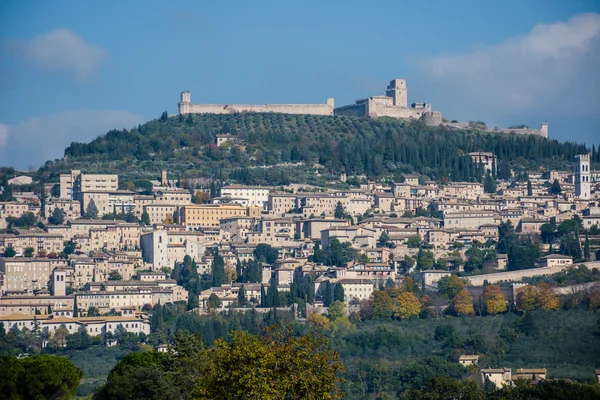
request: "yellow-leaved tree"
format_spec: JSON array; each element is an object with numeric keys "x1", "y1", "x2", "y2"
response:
[
  {"x1": 192, "y1": 329, "x2": 345, "y2": 400},
  {"x1": 482, "y1": 284, "x2": 507, "y2": 315},
  {"x1": 536, "y1": 283, "x2": 560, "y2": 310},
  {"x1": 393, "y1": 291, "x2": 422, "y2": 319},
  {"x1": 453, "y1": 288, "x2": 474, "y2": 316},
  {"x1": 516, "y1": 285, "x2": 538, "y2": 312}
]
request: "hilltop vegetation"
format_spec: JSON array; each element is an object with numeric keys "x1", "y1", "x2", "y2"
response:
[{"x1": 37, "y1": 113, "x2": 597, "y2": 185}]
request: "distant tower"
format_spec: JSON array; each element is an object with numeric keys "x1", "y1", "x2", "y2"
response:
[
  {"x1": 386, "y1": 79, "x2": 408, "y2": 108},
  {"x1": 161, "y1": 170, "x2": 168, "y2": 186},
  {"x1": 178, "y1": 91, "x2": 192, "y2": 114},
  {"x1": 574, "y1": 154, "x2": 591, "y2": 200},
  {"x1": 52, "y1": 269, "x2": 66, "y2": 297},
  {"x1": 540, "y1": 123, "x2": 549, "y2": 138}
]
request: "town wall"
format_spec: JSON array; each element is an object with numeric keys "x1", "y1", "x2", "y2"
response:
[{"x1": 467, "y1": 261, "x2": 600, "y2": 286}]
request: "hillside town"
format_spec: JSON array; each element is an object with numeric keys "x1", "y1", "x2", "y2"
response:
[{"x1": 1, "y1": 150, "x2": 599, "y2": 357}]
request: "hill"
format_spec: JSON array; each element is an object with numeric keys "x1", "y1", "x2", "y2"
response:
[{"x1": 37, "y1": 113, "x2": 596, "y2": 185}]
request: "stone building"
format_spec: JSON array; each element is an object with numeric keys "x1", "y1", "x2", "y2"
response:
[{"x1": 334, "y1": 79, "x2": 442, "y2": 124}]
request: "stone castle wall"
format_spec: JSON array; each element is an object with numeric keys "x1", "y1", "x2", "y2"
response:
[
  {"x1": 178, "y1": 92, "x2": 334, "y2": 116},
  {"x1": 467, "y1": 261, "x2": 599, "y2": 286}
]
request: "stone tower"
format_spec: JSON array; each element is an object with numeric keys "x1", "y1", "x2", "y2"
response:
[
  {"x1": 178, "y1": 91, "x2": 192, "y2": 114},
  {"x1": 52, "y1": 268, "x2": 66, "y2": 297},
  {"x1": 386, "y1": 79, "x2": 408, "y2": 108},
  {"x1": 574, "y1": 153, "x2": 591, "y2": 200}
]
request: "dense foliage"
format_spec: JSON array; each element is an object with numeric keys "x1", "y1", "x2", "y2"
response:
[
  {"x1": 37, "y1": 113, "x2": 598, "y2": 183},
  {"x1": 0, "y1": 354, "x2": 83, "y2": 399}
]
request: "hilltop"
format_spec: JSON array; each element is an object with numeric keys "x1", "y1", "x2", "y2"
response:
[{"x1": 37, "y1": 113, "x2": 594, "y2": 185}]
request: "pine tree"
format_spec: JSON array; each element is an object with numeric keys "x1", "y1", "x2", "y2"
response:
[
  {"x1": 527, "y1": 180, "x2": 533, "y2": 196},
  {"x1": 85, "y1": 199, "x2": 99, "y2": 219},
  {"x1": 237, "y1": 285, "x2": 247, "y2": 307},
  {"x1": 211, "y1": 252, "x2": 226, "y2": 287}
]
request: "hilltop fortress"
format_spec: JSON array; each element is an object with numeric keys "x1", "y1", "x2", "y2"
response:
[
  {"x1": 177, "y1": 79, "x2": 548, "y2": 138},
  {"x1": 334, "y1": 79, "x2": 443, "y2": 126}
]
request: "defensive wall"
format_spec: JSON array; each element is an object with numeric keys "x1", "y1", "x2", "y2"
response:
[
  {"x1": 178, "y1": 91, "x2": 334, "y2": 116},
  {"x1": 466, "y1": 261, "x2": 600, "y2": 286}
]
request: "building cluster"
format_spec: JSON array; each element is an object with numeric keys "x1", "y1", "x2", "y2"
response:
[{"x1": 0, "y1": 152, "x2": 599, "y2": 347}]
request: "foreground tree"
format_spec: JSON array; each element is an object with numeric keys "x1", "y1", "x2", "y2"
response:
[
  {"x1": 193, "y1": 329, "x2": 344, "y2": 399},
  {"x1": 0, "y1": 354, "x2": 83, "y2": 399},
  {"x1": 482, "y1": 284, "x2": 507, "y2": 315}
]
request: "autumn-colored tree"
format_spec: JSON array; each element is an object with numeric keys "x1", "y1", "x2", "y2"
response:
[
  {"x1": 482, "y1": 285, "x2": 507, "y2": 315},
  {"x1": 192, "y1": 329, "x2": 344, "y2": 399},
  {"x1": 371, "y1": 290, "x2": 394, "y2": 320},
  {"x1": 516, "y1": 285, "x2": 538, "y2": 313},
  {"x1": 438, "y1": 275, "x2": 464, "y2": 300},
  {"x1": 328, "y1": 301, "x2": 346, "y2": 321},
  {"x1": 589, "y1": 290, "x2": 600, "y2": 310},
  {"x1": 393, "y1": 291, "x2": 422, "y2": 319},
  {"x1": 164, "y1": 213, "x2": 174, "y2": 224},
  {"x1": 453, "y1": 289, "x2": 474, "y2": 316},
  {"x1": 224, "y1": 265, "x2": 237, "y2": 283},
  {"x1": 536, "y1": 283, "x2": 560, "y2": 311},
  {"x1": 307, "y1": 313, "x2": 331, "y2": 331}
]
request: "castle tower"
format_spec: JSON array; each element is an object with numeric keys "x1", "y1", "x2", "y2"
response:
[
  {"x1": 52, "y1": 269, "x2": 66, "y2": 297},
  {"x1": 161, "y1": 170, "x2": 168, "y2": 185},
  {"x1": 574, "y1": 153, "x2": 591, "y2": 200},
  {"x1": 540, "y1": 123, "x2": 549, "y2": 138},
  {"x1": 178, "y1": 91, "x2": 192, "y2": 114},
  {"x1": 386, "y1": 79, "x2": 407, "y2": 108}
]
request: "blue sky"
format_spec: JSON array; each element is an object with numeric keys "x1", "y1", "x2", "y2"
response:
[{"x1": 1, "y1": 0, "x2": 599, "y2": 169}]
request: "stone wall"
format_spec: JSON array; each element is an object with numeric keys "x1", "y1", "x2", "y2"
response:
[
  {"x1": 467, "y1": 261, "x2": 600, "y2": 286},
  {"x1": 178, "y1": 92, "x2": 334, "y2": 116},
  {"x1": 334, "y1": 102, "x2": 367, "y2": 117}
]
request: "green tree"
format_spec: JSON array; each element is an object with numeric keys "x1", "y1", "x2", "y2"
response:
[
  {"x1": 86, "y1": 199, "x2": 99, "y2": 219},
  {"x1": 484, "y1": 171, "x2": 497, "y2": 193},
  {"x1": 48, "y1": 207, "x2": 65, "y2": 225},
  {"x1": 0, "y1": 355, "x2": 83, "y2": 400},
  {"x1": 550, "y1": 178, "x2": 562, "y2": 195},
  {"x1": 108, "y1": 271, "x2": 123, "y2": 281},
  {"x1": 406, "y1": 235, "x2": 422, "y2": 248},
  {"x1": 207, "y1": 293, "x2": 221, "y2": 310},
  {"x1": 333, "y1": 282, "x2": 345, "y2": 302},
  {"x1": 237, "y1": 285, "x2": 247, "y2": 307},
  {"x1": 211, "y1": 252, "x2": 226, "y2": 287},
  {"x1": 527, "y1": 180, "x2": 533, "y2": 196},
  {"x1": 417, "y1": 249, "x2": 435, "y2": 270},
  {"x1": 253, "y1": 243, "x2": 278, "y2": 264},
  {"x1": 2, "y1": 247, "x2": 16, "y2": 257},
  {"x1": 334, "y1": 201, "x2": 346, "y2": 219},
  {"x1": 141, "y1": 211, "x2": 151, "y2": 225},
  {"x1": 24, "y1": 247, "x2": 34, "y2": 258},
  {"x1": 437, "y1": 275, "x2": 465, "y2": 299},
  {"x1": 372, "y1": 290, "x2": 394, "y2": 320}
]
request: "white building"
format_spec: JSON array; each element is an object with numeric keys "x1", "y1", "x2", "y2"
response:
[{"x1": 219, "y1": 185, "x2": 270, "y2": 210}]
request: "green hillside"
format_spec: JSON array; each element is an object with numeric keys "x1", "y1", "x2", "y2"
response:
[{"x1": 37, "y1": 113, "x2": 597, "y2": 185}]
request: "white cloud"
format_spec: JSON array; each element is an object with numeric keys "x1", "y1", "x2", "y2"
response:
[
  {"x1": 0, "y1": 110, "x2": 141, "y2": 169},
  {"x1": 414, "y1": 13, "x2": 600, "y2": 122},
  {"x1": 5, "y1": 29, "x2": 108, "y2": 81}
]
